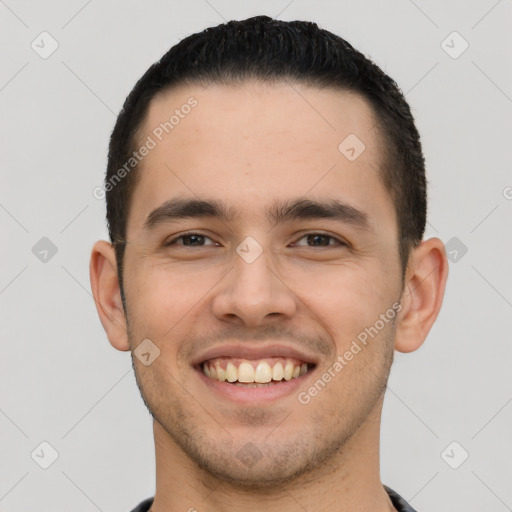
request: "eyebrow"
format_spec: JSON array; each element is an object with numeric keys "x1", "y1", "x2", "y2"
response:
[{"x1": 144, "y1": 197, "x2": 372, "y2": 232}]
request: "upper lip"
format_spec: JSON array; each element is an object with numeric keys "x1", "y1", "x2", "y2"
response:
[{"x1": 192, "y1": 343, "x2": 320, "y2": 367}]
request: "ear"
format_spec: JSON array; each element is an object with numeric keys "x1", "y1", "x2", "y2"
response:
[
  {"x1": 89, "y1": 240, "x2": 130, "y2": 351},
  {"x1": 394, "y1": 237, "x2": 449, "y2": 353}
]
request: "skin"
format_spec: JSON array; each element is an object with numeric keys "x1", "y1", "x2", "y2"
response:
[{"x1": 90, "y1": 81, "x2": 448, "y2": 512}]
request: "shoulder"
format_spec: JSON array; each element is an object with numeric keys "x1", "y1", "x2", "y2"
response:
[
  {"x1": 384, "y1": 485, "x2": 419, "y2": 512},
  {"x1": 129, "y1": 497, "x2": 154, "y2": 512}
]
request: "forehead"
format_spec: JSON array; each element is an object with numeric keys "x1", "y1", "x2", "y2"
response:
[
  {"x1": 128, "y1": 81, "x2": 395, "y2": 236},
  {"x1": 143, "y1": 80, "x2": 380, "y2": 156}
]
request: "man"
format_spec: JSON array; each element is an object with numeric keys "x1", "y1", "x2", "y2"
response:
[{"x1": 90, "y1": 15, "x2": 448, "y2": 512}]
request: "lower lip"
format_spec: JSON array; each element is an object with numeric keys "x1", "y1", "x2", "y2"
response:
[{"x1": 195, "y1": 366, "x2": 315, "y2": 404}]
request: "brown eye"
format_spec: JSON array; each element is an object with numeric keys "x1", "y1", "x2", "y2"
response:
[
  {"x1": 292, "y1": 233, "x2": 346, "y2": 247},
  {"x1": 165, "y1": 233, "x2": 216, "y2": 247}
]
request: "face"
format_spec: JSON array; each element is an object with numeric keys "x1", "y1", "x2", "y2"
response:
[{"x1": 122, "y1": 81, "x2": 404, "y2": 486}]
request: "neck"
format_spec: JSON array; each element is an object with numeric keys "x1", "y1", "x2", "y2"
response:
[{"x1": 149, "y1": 396, "x2": 396, "y2": 512}]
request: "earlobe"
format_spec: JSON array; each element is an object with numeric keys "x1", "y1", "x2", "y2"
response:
[
  {"x1": 394, "y1": 237, "x2": 449, "y2": 353},
  {"x1": 89, "y1": 240, "x2": 130, "y2": 351}
]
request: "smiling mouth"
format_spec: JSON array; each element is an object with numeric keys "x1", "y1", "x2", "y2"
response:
[{"x1": 198, "y1": 357, "x2": 315, "y2": 387}]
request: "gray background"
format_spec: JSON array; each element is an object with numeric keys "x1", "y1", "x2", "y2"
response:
[{"x1": 1, "y1": 0, "x2": 511, "y2": 510}]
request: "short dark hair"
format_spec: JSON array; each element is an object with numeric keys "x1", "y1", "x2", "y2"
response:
[{"x1": 105, "y1": 15, "x2": 426, "y2": 305}]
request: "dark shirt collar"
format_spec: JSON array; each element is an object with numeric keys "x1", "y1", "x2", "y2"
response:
[{"x1": 130, "y1": 485, "x2": 418, "y2": 512}]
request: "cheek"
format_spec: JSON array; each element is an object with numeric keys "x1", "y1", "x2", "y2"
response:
[
  {"x1": 125, "y1": 259, "x2": 224, "y2": 340},
  {"x1": 288, "y1": 261, "x2": 395, "y2": 339}
]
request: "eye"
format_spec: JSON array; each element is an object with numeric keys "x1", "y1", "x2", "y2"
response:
[
  {"x1": 164, "y1": 232, "x2": 217, "y2": 247},
  {"x1": 292, "y1": 233, "x2": 347, "y2": 248},
  {"x1": 163, "y1": 232, "x2": 347, "y2": 249}
]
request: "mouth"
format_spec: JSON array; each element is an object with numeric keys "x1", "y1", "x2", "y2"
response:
[{"x1": 194, "y1": 356, "x2": 317, "y2": 403}]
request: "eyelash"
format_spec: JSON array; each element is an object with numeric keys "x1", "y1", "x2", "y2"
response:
[{"x1": 164, "y1": 232, "x2": 347, "y2": 248}]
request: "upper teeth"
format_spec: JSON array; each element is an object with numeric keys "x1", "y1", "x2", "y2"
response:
[{"x1": 202, "y1": 358, "x2": 309, "y2": 383}]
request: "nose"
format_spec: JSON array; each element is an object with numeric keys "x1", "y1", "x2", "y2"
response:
[{"x1": 211, "y1": 239, "x2": 297, "y2": 327}]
